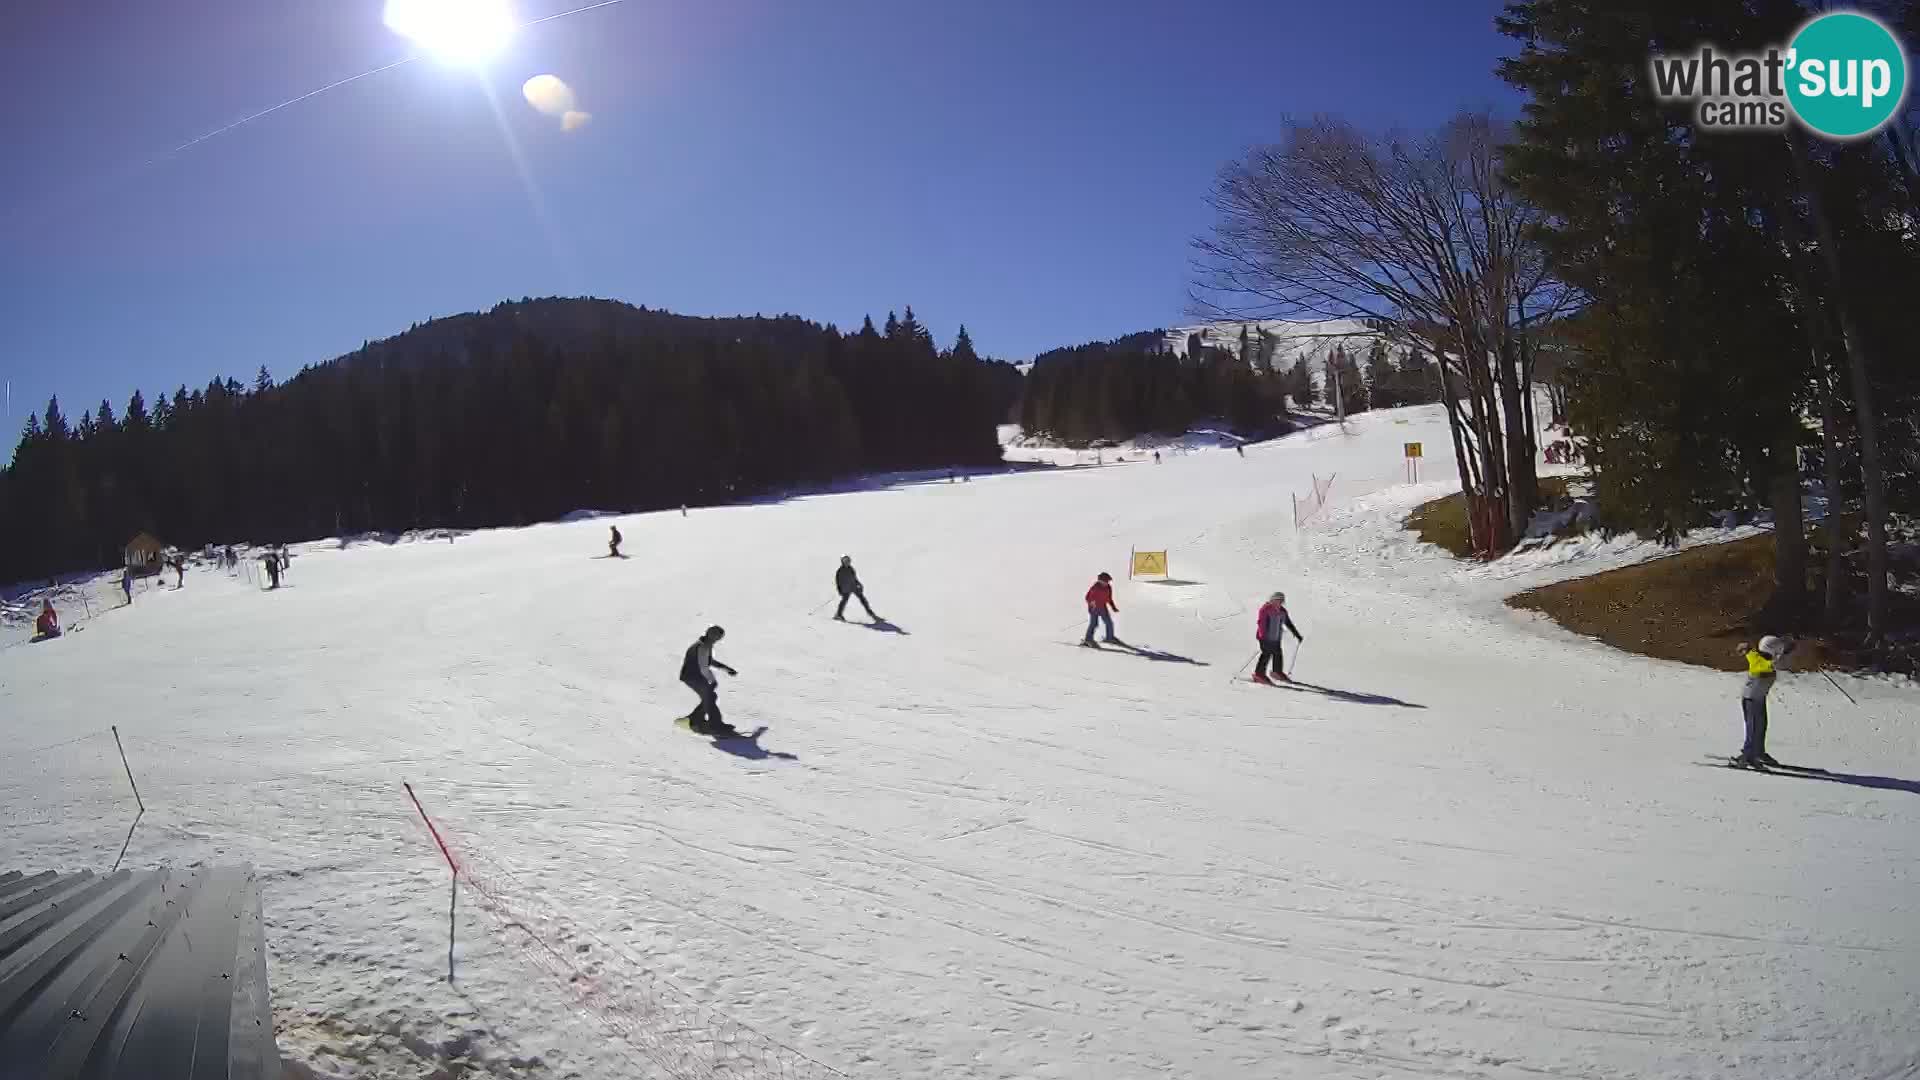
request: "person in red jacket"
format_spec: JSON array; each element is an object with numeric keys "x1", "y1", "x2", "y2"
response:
[
  {"x1": 1251, "y1": 591, "x2": 1303, "y2": 683},
  {"x1": 1082, "y1": 572, "x2": 1118, "y2": 646},
  {"x1": 34, "y1": 599, "x2": 61, "y2": 640}
]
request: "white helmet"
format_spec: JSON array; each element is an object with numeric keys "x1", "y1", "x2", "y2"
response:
[{"x1": 1758, "y1": 635, "x2": 1786, "y2": 659}]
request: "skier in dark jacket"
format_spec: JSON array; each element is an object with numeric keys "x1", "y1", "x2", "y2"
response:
[
  {"x1": 608, "y1": 525, "x2": 623, "y2": 558},
  {"x1": 834, "y1": 556, "x2": 879, "y2": 621},
  {"x1": 1251, "y1": 591, "x2": 1304, "y2": 684},
  {"x1": 263, "y1": 551, "x2": 282, "y2": 589},
  {"x1": 679, "y1": 625, "x2": 739, "y2": 737}
]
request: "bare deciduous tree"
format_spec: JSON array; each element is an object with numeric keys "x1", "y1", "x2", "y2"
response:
[{"x1": 1192, "y1": 112, "x2": 1572, "y2": 552}]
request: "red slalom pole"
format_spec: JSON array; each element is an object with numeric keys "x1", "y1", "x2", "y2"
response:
[{"x1": 404, "y1": 782, "x2": 459, "y2": 981}]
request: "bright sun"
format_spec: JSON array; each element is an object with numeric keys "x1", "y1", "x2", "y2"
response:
[{"x1": 384, "y1": 0, "x2": 515, "y2": 65}]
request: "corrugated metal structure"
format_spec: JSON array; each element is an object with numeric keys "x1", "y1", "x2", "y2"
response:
[{"x1": 0, "y1": 865, "x2": 279, "y2": 1080}]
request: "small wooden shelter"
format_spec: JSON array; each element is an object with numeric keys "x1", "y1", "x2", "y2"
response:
[{"x1": 125, "y1": 532, "x2": 165, "y2": 576}]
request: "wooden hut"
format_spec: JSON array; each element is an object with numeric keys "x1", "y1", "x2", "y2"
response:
[{"x1": 125, "y1": 532, "x2": 165, "y2": 576}]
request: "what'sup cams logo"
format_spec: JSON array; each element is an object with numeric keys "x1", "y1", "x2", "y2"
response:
[{"x1": 1650, "y1": 11, "x2": 1909, "y2": 138}]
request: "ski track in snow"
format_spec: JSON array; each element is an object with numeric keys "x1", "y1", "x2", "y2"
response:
[{"x1": 5, "y1": 404, "x2": 1919, "y2": 1079}]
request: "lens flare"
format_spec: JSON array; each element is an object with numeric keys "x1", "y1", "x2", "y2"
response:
[{"x1": 383, "y1": 0, "x2": 515, "y2": 65}]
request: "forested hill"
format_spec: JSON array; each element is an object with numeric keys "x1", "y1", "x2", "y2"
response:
[
  {"x1": 341, "y1": 297, "x2": 830, "y2": 371},
  {"x1": 1, "y1": 298, "x2": 1022, "y2": 581}
]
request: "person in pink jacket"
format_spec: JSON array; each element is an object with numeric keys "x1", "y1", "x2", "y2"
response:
[{"x1": 1252, "y1": 591, "x2": 1303, "y2": 684}]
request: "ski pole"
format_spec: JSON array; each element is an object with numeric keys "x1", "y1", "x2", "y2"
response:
[
  {"x1": 1822, "y1": 670, "x2": 1858, "y2": 707},
  {"x1": 1229, "y1": 651, "x2": 1257, "y2": 683},
  {"x1": 1287, "y1": 637, "x2": 1305, "y2": 679}
]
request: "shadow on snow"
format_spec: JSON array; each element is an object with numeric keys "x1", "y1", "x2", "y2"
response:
[
  {"x1": 709, "y1": 727, "x2": 799, "y2": 762},
  {"x1": 1283, "y1": 681, "x2": 1426, "y2": 709}
]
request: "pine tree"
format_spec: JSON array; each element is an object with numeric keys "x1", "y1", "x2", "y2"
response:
[
  {"x1": 883, "y1": 311, "x2": 900, "y2": 340},
  {"x1": 125, "y1": 390, "x2": 148, "y2": 429},
  {"x1": 1237, "y1": 324, "x2": 1252, "y2": 367},
  {"x1": 1364, "y1": 340, "x2": 1398, "y2": 409},
  {"x1": 1287, "y1": 357, "x2": 1317, "y2": 407},
  {"x1": 43, "y1": 397, "x2": 68, "y2": 440},
  {"x1": 1498, "y1": 0, "x2": 1819, "y2": 613},
  {"x1": 951, "y1": 324, "x2": 980, "y2": 363},
  {"x1": 254, "y1": 366, "x2": 273, "y2": 394},
  {"x1": 859, "y1": 315, "x2": 879, "y2": 339}
]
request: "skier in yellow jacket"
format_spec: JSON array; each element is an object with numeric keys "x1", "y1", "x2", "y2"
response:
[{"x1": 1733, "y1": 635, "x2": 1792, "y2": 768}]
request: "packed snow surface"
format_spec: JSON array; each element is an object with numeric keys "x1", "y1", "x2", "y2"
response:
[{"x1": 5, "y1": 404, "x2": 1917, "y2": 1079}]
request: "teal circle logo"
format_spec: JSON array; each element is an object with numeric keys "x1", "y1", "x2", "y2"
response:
[{"x1": 1786, "y1": 12, "x2": 1908, "y2": 138}]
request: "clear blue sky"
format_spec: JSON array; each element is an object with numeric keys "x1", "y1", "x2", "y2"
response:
[{"x1": 0, "y1": 0, "x2": 1518, "y2": 437}]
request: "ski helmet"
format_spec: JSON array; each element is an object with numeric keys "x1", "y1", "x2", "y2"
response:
[
  {"x1": 1758, "y1": 635, "x2": 1786, "y2": 659},
  {"x1": 841, "y1": 555, "x2": 852, "y2": 565},
  {"x1": 1270, "y1": 591, "x2": 1286, "y2": 603},
  {"x1": 706, "y1": 625, "x2": 726, "y2": 641},
  {"x1": 1097, "y1": 572, "x2": 1112, "y2": 582}
]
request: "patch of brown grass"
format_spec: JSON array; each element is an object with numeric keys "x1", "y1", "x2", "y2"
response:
[
  {"x1": 1406, "y1": 478, "x2": 1572, "y2": 559},
  {"x1": 1508, "y1": 535, "x2": 1846, "y2": 671}
]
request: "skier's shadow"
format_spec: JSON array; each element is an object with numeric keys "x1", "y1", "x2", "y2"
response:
[
  {"x1": 711, "y1": 727, "x2": 799, "y2": 762},
  {"x1": 1287, "y1": 681, "x2": 1425, "y2": 709},
  {"x1": 593, "y1": 553, "x2": 631, "y2": 560},
  {"x1": 861, "y1": 619, "x2": 909, "y2": 635},
  {"x1": 1107, "y1": 642, "x2": 1209, "y2": 666},
  {"x1": 1734, "y1": 765, "x2": 1920, "y2": 795}
]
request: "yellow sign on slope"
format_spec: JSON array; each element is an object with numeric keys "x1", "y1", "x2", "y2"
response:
[
  {"x1": 1404, "y1": 442, "x2": 1423, "y2": 459},
  {"x1": 1130, "y1": 550, "x2": 1168, "y2": 578}
]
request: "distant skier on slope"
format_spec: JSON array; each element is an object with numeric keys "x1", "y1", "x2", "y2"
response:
[
  {"x1": 262, "y1": 551, "x2": 282, "y2": 590},
  {"x1": 1082, "y1": 572, "x2": 1118, "y2": 646},
  {"x1": 679, "y1": 625, "x2": 740, "y2": 737},
  {"x1": 608, "y1": 525, "x2": 623, "y2": 558},
  {"x1": 1251, "y1": 591, "x2": 1304, "y2": 684},
  {"x1": 1732, "y1": 636, "x2": 1793, "y2": 768},
  {"x1": 33, "y1": 599, "x2": 60, "y2": 640},
  {"x1": 834, "y1": 556, "x2": 879, "y2": 622},
  {"x1": 120, "y1": 569, "x2": 133, "y2": 605}
]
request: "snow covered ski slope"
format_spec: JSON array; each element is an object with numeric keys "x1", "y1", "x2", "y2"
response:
[{"x1": 5, "y1": 405, "x2": 1917, "y2": 1079}]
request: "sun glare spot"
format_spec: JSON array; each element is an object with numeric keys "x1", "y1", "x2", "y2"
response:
[{"x1": 384, "y1": 0, "x2": 514, "y2": 65}]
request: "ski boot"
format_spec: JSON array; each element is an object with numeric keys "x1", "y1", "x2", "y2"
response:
[{"x1": 1250, "y1": 673, "x2": 1272, "y2": 685}]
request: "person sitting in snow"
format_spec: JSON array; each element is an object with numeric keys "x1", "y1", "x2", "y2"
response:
[
  {"x1": 1734, "y1": 635, "x2": 1793, "y2": 768},
  {"x1": 834, "y1": 556, "x2": 879, "y2": 622},
  {"x1": 1082, "y1": 572, "x2": 1118, "y2": 646},
  {"x1": 1251, "y1": 591, "x2": 1304, "y2": 684},
  {"x1": 679, "y1": 625, "x2": 740, "y2": 737},
  {"x1": 33, "y1": 599, "x2": 60, "y2": 640}
]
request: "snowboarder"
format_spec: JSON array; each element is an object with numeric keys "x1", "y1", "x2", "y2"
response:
[
  {"x1": 679, "y1": 625, "x2": 739, "y2": 737},
  {"x1": 120, "y1": 569, "x2": 132, "y2": 605},
  {"x1": 608, "y1": 525, "x2": 623, "y2": 558},
  {"x1": 1153, "y1": 451, "x2": 1162, "y2": 464},
  {"x1": 1083, "y1": 572, "x2": 1118, "y2": 646},
  {"x1": 1734, "y1": 636, "x2": 1792, "y2": 768},
  {"x1": 33, "y1": 599, "x2": 60, "y2": 640},
  {"x1": 834, "y1": 556, "x2": 879, "y2": 621},
  {"x1": 262, "y1": 551, "x2": 282, "y2": 590},
  {"x1": 1251, "y1": 591, "x2": 1304, "y2": 684}
]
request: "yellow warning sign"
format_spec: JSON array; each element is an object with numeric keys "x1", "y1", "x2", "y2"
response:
[
  {"x1": 1130, "y1": 550, "x2": 1168, "y2": 578},
  {"x1": 1404, "y1": 442, "x2": 1423, "y2": 459}
]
